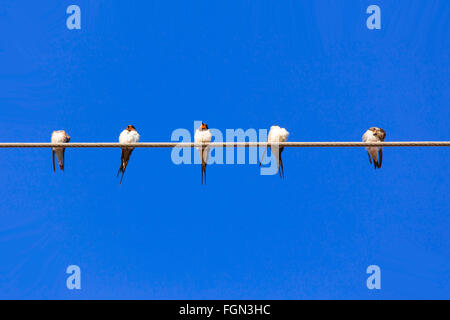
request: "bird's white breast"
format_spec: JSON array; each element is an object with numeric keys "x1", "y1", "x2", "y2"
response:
[
  {"x1": 51, "y1": 131, "x2": 67, "y2": 143},
  {"x1": 119, "y1": 130, "x2": 140, "y2": 144},
  {"x1": 194, "y1": 129, "x2": 212, "y2": 143},
  {"x1": 268, "y1": 126, "x2": 289, "y2": 143},
  {"x1": 362, "y1": 130, "x2": 381, "y2": 152},
  {"x1": 362, "y1": 130, "x2": 380, "y2": 142}
]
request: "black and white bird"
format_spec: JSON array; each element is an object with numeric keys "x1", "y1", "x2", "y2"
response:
[
  {"x1": 259, "y1": 125, "x2": 289, "y2": 178},
  {"x1": 51, "y1": 130, "x2": 70, "y2": 172},
  {"x1": 117, "y1": 125, "x2": 140, "y2": 184},
  {"x1": 194, "y1": 123, "x2": 212, "y2": 184},
  {"x1": 362, "y1": 127, "x2": 386, "y2": 169}
]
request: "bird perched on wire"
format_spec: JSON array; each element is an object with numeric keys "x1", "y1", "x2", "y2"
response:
[
  {"x1": 362, "y1": 127, "x2": 386, "y2": 169},
  {"x1": 194, "y1": 122, "x2": 212, "y2": 184},
  {"x1": 117, "y1": 125, "x2": 140, "y2": 184},
  {"x1": 51, "y1": 130, "x2": 70, "y2": 172},
  {"x1": 259, "y1": 125, "x2": 289, "y2": 178}
]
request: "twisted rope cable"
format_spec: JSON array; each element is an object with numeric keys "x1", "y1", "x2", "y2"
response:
[{"x1": 0, "y1": 141, "x2": 449, "y2": 148}]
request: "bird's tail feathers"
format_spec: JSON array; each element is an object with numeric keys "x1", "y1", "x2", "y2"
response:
[
  {"x1": 369, "y1": 148, "x2": 379, "y2": 170},
  {"x1": 201, "y1": 163, "x2": 205, "y2": 184},
  {"x1": 52, "y1": 150, "x2": 56, "y2": 172},
  {"x1": 118, "y1": 148, "x2": 133, "y2": 184},
  {"x1": 259, "y1": 146, "x2": 268, "y2": 167},
  {"x1": 58, "y1": 149, "x2": 65, "y2": 171},
  {"x1": 119, "y1": 167, "x2": 126, "y2": 184},
  {"x1": 279, "y1": 151, "x2": 285, "y2": 178},
  {"x1": 378, "y1": 149, "x2": 383, "y2": 169}
]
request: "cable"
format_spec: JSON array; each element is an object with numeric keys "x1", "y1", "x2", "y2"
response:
[{"x1": 0, "y1": 141, "x2": 449, "y2": 148}]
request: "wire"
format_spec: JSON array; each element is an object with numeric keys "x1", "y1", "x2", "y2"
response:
[{"x1": 0, "y1": 141, "x2": 449, "y2": 148}]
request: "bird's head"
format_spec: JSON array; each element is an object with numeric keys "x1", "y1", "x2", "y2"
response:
[
  {"x1": 368, "y1": 127, "x2": 378, "y2": 136},
  {"x1": 126, "y1": 125, "x2": 136, "y2": 132},
  {"x1": 369, "y1": 127, "x2": 386, "y2": 140},
  {"x1": 376, "y1": 128, "x2": 386, "y2": 140},
  {"x1": 200, "y1": 123, "x2": 208, "y2": 131}
]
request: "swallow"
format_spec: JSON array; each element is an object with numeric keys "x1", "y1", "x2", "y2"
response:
[
  {"x1": 51, "y1": 130, "x2": 70, "y2": 172},
  {"x1": 259, "y1": 125, "x2": 289, "y2": 178},
  {"x1": 117, "y1": 125, "x2": 140, "y2": 184},
  {"x1": 362, "y1": 127, "x2": 386, "y2": 169},
  {"x1": 194, "y1": 123, "x2": 212, "y2": 184}
]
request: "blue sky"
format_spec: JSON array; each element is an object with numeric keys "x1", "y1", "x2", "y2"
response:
[{"x1": 0, "y1": 1, "x2": 449, "y2": 299}]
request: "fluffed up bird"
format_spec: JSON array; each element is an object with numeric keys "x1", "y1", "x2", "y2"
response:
[
  {"x1": 194, "y1": 122, "x2": 212, "y2": 184},
  {"x1": 362, "y1": 127, "x2": 386, "y2": 169},
  {"x1": 51, "y1": 130, "x2": 70, "y2": 172},
  {"x1": 117, "y1": 125, "x2": 140, "y2": 184},
  {"x1": 259, "y1": 125, "x2": 289, "y2": 178}
]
